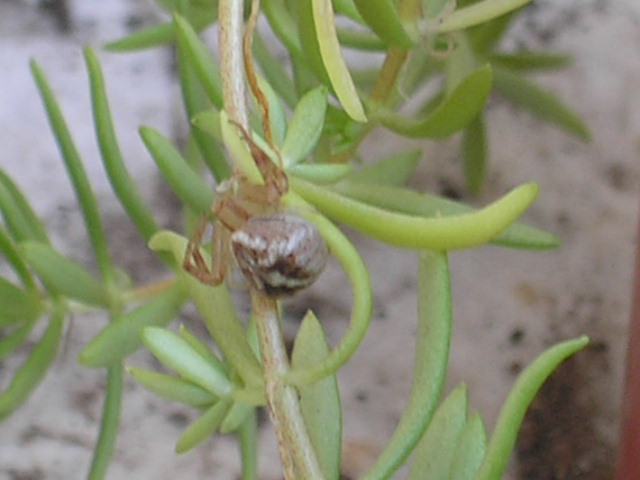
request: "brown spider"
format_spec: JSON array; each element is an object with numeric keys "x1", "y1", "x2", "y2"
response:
[{"x1": 182, "y1": 125, "x2": 328, "y2": 297}]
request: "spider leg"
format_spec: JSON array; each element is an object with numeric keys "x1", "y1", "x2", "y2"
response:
[{"x1": 183, "y1": 215, "x2": 224, "y2": 286}]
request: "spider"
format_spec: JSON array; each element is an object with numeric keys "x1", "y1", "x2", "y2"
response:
[{"x1": 182, "y1": 124, "x2": 328, "y2": 297}]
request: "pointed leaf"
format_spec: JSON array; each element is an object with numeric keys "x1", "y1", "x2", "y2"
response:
[
  {"x1": 291, "y1": 310, "x2": 342, "y2": 480},
  {"x1": 438, "y1": 0, "x2": 534, "y2": 33},
  {"x1": 475, "y1": 336, "x2": 589, "y2": 480},
  {"x1": 353, "y1": 0, "x2": 414, "y2": 49},
  {"x1": 142, "y1": 326, "x2": 232, "y2": 397},
  {"x1": 19, "y1": 242, "x2": 110, "y2": 307},
  {"x1": 79, "y1": 284, "x2": 188, "y2": 367},
  {"x1": 379, "y1": 65, "x2": 492, "y2": 138},
  {"x1": 493, "y1": 66, "x2": 591, "y2": 141},
  {"x1": 176, "y1": 400, "x2": 232, "y2": 453},
  {"x1": 0, "y1": 170, "x2": 49, "y2": 244},
  {"x1": 345, "y1": 149, "x2": 421, "y2": 186},
  {"x1": 312, "y1": 0, "x2": 367, "y2": 122},
  {"x1": 489, "y1": 51, "x2": 573, "y2": 72},
  {"x1": 408, "y1": 385, "x2": 469, "y2": 480},
  {"x1": 289, "y1": 164, "x2": 353, "y2": 185},
  {"x1": 450, "y1": 413, "x2": 487, "y2": 480},
  {"x1": 0, "y1": 279, "x2": 43, "y2": 328},
  {"x1": 128, "y1": 367, "x2": 217, "y2": 407},
  {"x1": 282, "y1": 86, "x2": 328, "y2": 167}
]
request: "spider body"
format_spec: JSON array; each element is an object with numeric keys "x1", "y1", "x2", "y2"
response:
[
  {"x1": 231, "y1": 214, "x2": 328, "y2": 297},
  {"x1": 183, "y1": 124, "x2": 328, "y2": 297}
]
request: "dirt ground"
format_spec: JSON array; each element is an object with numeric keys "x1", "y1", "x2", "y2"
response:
[{"x1": 1, "y1": 1, "x2": 639, "y2": 479}]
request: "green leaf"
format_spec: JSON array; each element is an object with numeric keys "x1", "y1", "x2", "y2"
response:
[
  {"x1": 438, "y1": 0, "x2": 534, "y2": 33},
  {"x1": 290, "y1": 177, "x2": 539, "y2": 251},
  {"x1": 488, "y1": 51, "x2": 573, "y2": 72},
  {"x1": 31, "y1": 60, "x2": 115, "y2": 284},
  {"x1": 408, "y1": 385, "x2": 469, "y2": 480},
  {"x1": 289, "y1": 164, "x2": 354, "y2": 184},
  {"x1": 334, "y1": 182, "x2": 560, "y2": 249},
  {"x1": 291, "y1": 311, "x2": 342, "y2": 480},
  {"x1": 0, "y1": 228, "x2": 36, "y2": 291},
  {"x1": 337, "y1": 28, "x2": 387, "y2": 51},
  {"x1": 263, "y1": 0, "x2": 304, "y2": 61},
  {"x1": 475, "y1": 336, "x2": 589, "y2": 480},
  {"x1": 333, "y1": 0, "x2": 365, "y2": 22},
  {"x1": 176, "y1": 399, "x2": 232, "y2": 453},
  {"x1": 142, "y1": 326, "x2": 232, "y2": 397},
  {"x1": 0, "y1": 170, "x2": 49, "y2": 244},
  {"x1": 253, "y1": 33, "x2": 298, "y2": 107},
  {"x1": 219, "y1": 402, "x2": 255, "y2": 434},
  {"x1": 345, "y1": 149, "x2": 421, "y2": 186},
  {"x1": 450, "y1": 413, "x2": 487, "y2": 480},
  {"x1": 282, "y1": 86, "x2": 328, "y2": 167},
  {"x1": 106, "y1": 9, "x2": 216, "y2": 52},
  {"x1": 174, "y1": 13, "x2": 224, "y2": 109},
  {"x1": 139, "y1": 126, "x2": 214, "y2": 214},
  {"x1": 0, "y1": 279, "x2": 43, "y2": 328},
  {"x1": 149, "y1": 231, "x2": 263, "y2": 388},
  {"x1": 127, "y1": 367, "x2": 216, "y2": 407},
  {"x1": 20, "y1": 242, "x2": 110, "y2": 307},
  {"x1": 493, "y1": 66, "x2": 591, "y2": 141},
  {"x1": 79, "y1": 284, "x2": 188, "y2": 367},
  {"x1": 0, "y1": 305, "x2": 64, "y2": 419},
  {"x1": 360, "y1": 251, "x2": 452, "y2": 480},
  {"x1": 0, "y1": 317, "x2": 37, "y2": 360},
  {"x1": 178, "y1": 324, "x2": 226, "y2": 372},
  {"x1": 353, "y1": 0, "x2": 414, "y2": 49},
  {"x1": 84, "y1": 48, "x2": 160, "y2": 243},
  {"x1": 379, "y1": 65, "x2": 493, "y2": 138},
  {"x1": 462, "y1": 115, "x2": 488, "y2": 195},
  {"x1": 312, "y1": 0, "x2": 367, "y2": 122}
]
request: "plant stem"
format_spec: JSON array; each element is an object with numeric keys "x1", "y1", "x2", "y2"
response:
[
  {"x1": 251, "y1": 292, "x2": 326, "y2": 480},
  {"x1": 219, "y1": 0, "x2": 249, "y2": 128}
]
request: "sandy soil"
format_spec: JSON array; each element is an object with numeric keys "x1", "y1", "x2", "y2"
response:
[{"x1": 1, "y1": 0, "x2": 639, "y2": 479}]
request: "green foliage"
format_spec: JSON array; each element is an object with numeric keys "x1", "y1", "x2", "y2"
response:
[{"x1": 0, "y1": 1, "x2": 592, "y2": 479}]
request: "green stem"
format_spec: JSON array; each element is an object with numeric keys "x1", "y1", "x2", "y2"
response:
[
  {"x1": 239, "y1": 406, "x2": 259, "y2": 480},
  {"x1": 251, "y1": 292, "x2": 326, "y2": 480},
  {"x1": 87, "y1": 364, "x2": 124, "y2": 480}
]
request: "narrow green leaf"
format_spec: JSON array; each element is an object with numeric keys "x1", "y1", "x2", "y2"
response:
[
  {"x1": 292, "y1": 310, "x2": 342, "y2": 480},
  {"x1": 282, "y1": 86, "x2": 328, "y2": 167},
  {"x1": 0, "y1": 305, "x2": 64, "y2": 419},
  {"x1": 263, "y1": 0, "x2": 304, "y2": 61},
  {"x1": 86, "y1": 365, "x2": 123, "y2": 480},
  {"x1": 0, "y1": 170, "x2": 49, "y2": 244},
  {"x1": 142, "y1": 326, "x2": 232, "y2": 397},
  {"x1": 493, "y1": 66, "x2": 591, "y2": 141},
  {"x1": 345, "y1": 149, "x2": 421, "y2": 186},
  {"x1": 290, "y1": 177, "x2": 538, "y2": 251},
  {"x1": 106, "y1": 10, "x2": 215, "y2": 52},
  {"x1": 361, "y1": 251, "x2": 452, "y2": 480},
  {"x1": 149, "y1": 231, "x2": 263, "y2": 388},
  {"x1": 79, "y1": 284, "x2": 188, "y2": 367},
  {"x1": 0, "y1": 228, "x2": 36, "y2": 291},
  {"x1": 219, "y1": 402, "x2": 254, "y2": 434},
  {"x1": 174, "y1": 13, "x2": 224, "y2": 109},
  {"x1": 175, "y1": 28, "x2": 231, "y2": 182},
  {"x1": 334, "y1": 182, "x2": 560, "y2": 249},
  {"x1": 489, "y1": 51, "x2": 573, "y2": 72},
  {"x1": 176, "y1": 400, "x2": 232, "y2": 453},
  {"x1": 139, "y1": 126, "x2": 214, "y2": 214},
  {"x1": 462, "y1": 115, "x2": 488, "y2": 195},
  {"x1": 178, "y1": 324, "x2": 226, "y2": 372},
  {"x1": 31, "y1": 60, "x2": 115, "y2": 284},
  {"x1": 475, "y1": 336, "x2": 589, "y2": 480},
  {"x1": 312, "y1": 0, "x2": 367, "y2": 122},
  {"x1": 336, "y1": 28, "x2": 387, "y2": 51},
  {"x1": 408, "y1": 385, "x2": 469, "y2": 480},
  {"x1": 253, "y1": 33, "x2": 298, "y2": 108},
  {"x1": 84, "y1": 48, "x2": 160, "y2": 242},
  {"x1": 289, "y1": 164, "x2": 354, "y2": 185},
  {"x1": 379, "y1": 65, "x2": 492, "y2": 138},
  {"x1": 450, "y1": 413, "x2": 487, "y2": 480},
  {"x1": 333, "y1": 0, "x2": 365, "y2": 23},
  {"x1": 0, "y1": 317, "x2": 37, "y2": 360},
  {"x1": 353, "y1": 0, "x2": 414, "y2": 49},
  {"x1": 0, "y1": 279, "x2": 43, "y2": 328},
  {"x1": 128, "y1": 367, "x2": 217, "y2": 407},
  {"x1": 438, "y1": 0, "x2": 534, "y2": 33},
  {"x1": 20, "y1": 242, "x2": 110, "y2": 307}
]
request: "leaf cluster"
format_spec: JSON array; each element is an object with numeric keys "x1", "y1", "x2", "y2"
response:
[{"x1": 0, "y1": 1, "x2": 590, "y2": 479}]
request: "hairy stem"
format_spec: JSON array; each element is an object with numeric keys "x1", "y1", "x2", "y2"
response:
[
  {"x1": 251, "y1": 292, "x2": 326, "y2": 480},
  {"x1": 219, "y1": 0, "x2": 248, "y2": 128}
]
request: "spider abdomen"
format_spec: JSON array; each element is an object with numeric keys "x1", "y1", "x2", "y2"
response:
[{"x1": 230, "y1": 214, "x2": 328, "y2": 297}]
